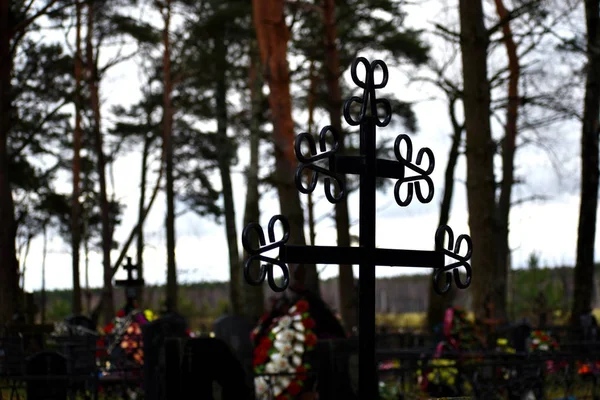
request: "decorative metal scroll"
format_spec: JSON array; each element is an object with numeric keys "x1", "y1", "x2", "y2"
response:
[
  {"x1": 343, "y1": 57, "x2": 392, "y2": 127},
  {"x1": 294, "y1": 126, "x2": 345, "y2": 203},
  {"x1": 242, "y1": 215, "x2": 290, "y2": 292}
]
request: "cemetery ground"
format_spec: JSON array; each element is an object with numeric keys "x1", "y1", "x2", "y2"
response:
[{"x1": 3, "y1": 301, "x2": 600, "y2": 400}]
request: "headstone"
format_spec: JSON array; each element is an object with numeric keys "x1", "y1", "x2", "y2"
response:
[
  {"x1": 315, "y1": 338, "x2": 359, "y2": 400},
  {"x1": 212, "y1": 315, "x2": 254, "y2": 374},
  {"x1": 114, "y1": 257, "x2": 144, "y2": 314},
  {"x1": 511, "y1": 320, "x2": 532, "y2": 353},
  {"x1": 0, "y1": 336, "x2": 25, "y2": 377},
  {"x1": 142, "y1": 312, "x2": 188, "y2": 400},
  {"x1": 534, "y1": 291, "x2": 549, "y2": 328},
  {"x1": 179, "y1": 337, "x2": 253, "y2": 400},
  {"x1": 26, "y1": 351, "x2": 68, "y2": 400},
  {"x1": 64, "y1": 315, "x2": 96, "y2": 335}
]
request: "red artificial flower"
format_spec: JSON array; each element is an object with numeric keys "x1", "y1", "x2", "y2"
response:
[
  {"x1": 302, "y1": 317, "x2": 316, "y2": 330},
  {"x1": 259, "y1": 337, "x2": 273, "y2": 350},
  {"x1": 296, "y1": 365, "x2": 307, "y2": 380},
  {"x1": 116, "y1": 309, "x2": 126, "y2": 318},
  {"x1": 295, "y1": 300, "x2": 309, "y2": 313},
  {"x1": 305, "y1": 332, "x2": 317, "y2": 347},
  {"x1": 104, "y1": 322, "x2": 115, "y2": 334},
  {"x1": 288, "y1": 381, "x2": 302, "y2": 396},
  {"x1": 253, "y1": 350, "x2": 268, "y2": 366},
  {"x1": 96, "y1": 338, "x2": 107, "y2": 358}
]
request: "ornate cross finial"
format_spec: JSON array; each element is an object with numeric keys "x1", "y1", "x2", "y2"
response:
[{"x1": 343, "y1": 57, "x2": 392, "y2": 127}]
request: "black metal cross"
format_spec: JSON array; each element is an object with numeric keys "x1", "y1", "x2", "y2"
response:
[
  {"x1": 241, "y1": 57, "x2": 473, "y2": 399},
  {"x1": 115, "y1": 256, "x2": 144, "y2": 313}
]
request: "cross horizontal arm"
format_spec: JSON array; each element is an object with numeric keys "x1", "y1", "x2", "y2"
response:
[
  {"x1": 332, "y1": 156, "x2": 404, "y2": 180},
  {"x1": 281, "y1": 245, "x2": 443, "y2": 268},
  {"x1": 115, "y1": 279, "x2": 145, "y2": 287}
]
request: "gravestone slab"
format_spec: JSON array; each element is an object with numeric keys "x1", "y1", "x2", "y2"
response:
[
  {"x1": 213, "y1": 315, "x2": 254, "y2": 393},
  {"x1": 64, "y1": 315, "x2": 96, "y2": 335},
  {"x1": 142, "y1": 312, "x2": 188, "y2": 400},
  {"x1": 180, "y1": 337, "x2": 253, "y2": 400},
  {"x1": 26, "y1": 351, "x2": 68, "y2": 400},
  {"x1": 213, "y1": 315, "x2": 253, "y2": 356},
  {"x1": 315, "y1": 338, "x2": 359, "y2": 400}
]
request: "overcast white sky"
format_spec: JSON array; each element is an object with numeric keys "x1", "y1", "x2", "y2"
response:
[{"x1": 20, "y1": 0, "x2": 591, "y2": 292}]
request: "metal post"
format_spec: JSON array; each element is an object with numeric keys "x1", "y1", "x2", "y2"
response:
[{"x1": 359, "y1": 116, "x2": 378, "y2": 398}]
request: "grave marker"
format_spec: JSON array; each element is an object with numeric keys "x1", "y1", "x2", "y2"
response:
[
  {"x1": 241, "y1": 57, "x2": 473, "y2": 399},
  {"x1": 212, "y1": 314, "x2": 254, "y2": 388},
  {"x1": 25, "y1": 351, "x2": 68, "y2": 400},
  {"x1": 142, "y1": 312, "x2": 188, "y2": 400},
  {"x1": 114, "y1": 257, "x2": 144, "y2": 314}
]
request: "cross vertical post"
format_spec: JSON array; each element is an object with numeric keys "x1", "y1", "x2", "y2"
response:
[{"x1": 359, "y1": 116, "x2": 378, "y2": 398}]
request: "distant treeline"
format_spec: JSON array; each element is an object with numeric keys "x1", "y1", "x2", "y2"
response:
[{"x1": 33, "y1": 265, "x2": 600, "y2": 328}]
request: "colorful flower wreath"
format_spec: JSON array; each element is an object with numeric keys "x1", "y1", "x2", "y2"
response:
[
  {"x1": 253, "y1": 299, "x2": 317, "y2": 400},
  {"x1": 97, "y1": 307, "x2": 157, "y2": 370},
  {"x1": 443, "y1": 307, "x2": 480, "y2": 351},
  {"x1": 528, "y1": 330, "x2": 559, "y2": 352}
]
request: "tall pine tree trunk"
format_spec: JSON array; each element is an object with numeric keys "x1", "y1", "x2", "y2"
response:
[
  {"x1": 215, "y1": 31, "x2": 242, "y2": 315},
  {"x1": 71, "y1": 0, "x2": 83, "y2": 316},
  {"x1": 161, "y1": 0, "x2": 178, "y2": 312},
  {"x1": 136, "y1": 129, "x2": 151, "y2": 307},
  {"x1": 572, "y1": 0, "x2": 600, "y2": 326},
  {"x1": 306, "y1": 60, "x2": 317, "y2": 248},
  {"x1": 41, "y1": 224, "x2": 47, "y2": 323},
  {"x1": 243, "y1": 43, "x2": 264, "y2": 321},
  {"x1": 427, "y1": 96, "x2": 463, "y2": 333},
  {"x1": 494, "y1": 0, "x2": 520, "y2": 323},
  {"x1": 323, "y1": 0, "x2": 355, "y2": 331},
  {"x1": 252, "y1": 0, "x2": 318, "y2": 295},
  {"x1": 459, "y1": 0, "x2": 498, "y2": 321},
  {"x1": 0, "y1": 0, "x2": 20, "y2": 326},
  {"x1": 87, "y1": 0, "x2": 114, "y2": 323}
]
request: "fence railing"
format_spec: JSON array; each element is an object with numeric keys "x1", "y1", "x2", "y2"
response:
[{"x1": 2, "y1": 328, "x2": 600, "y2": 399}]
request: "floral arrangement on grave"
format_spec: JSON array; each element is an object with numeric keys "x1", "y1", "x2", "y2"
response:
[
  {"x1": 253, "y1": 299, "x2": 316, "y2": 399},
  {"x1": 528, "y1": 330, "x2": 559, "y2": 352},
  {"x1": 443, "y1": 307, "x2": 481, "y2": 352},
  {"x1": 417, "y1": 357, "x2": 461, "y2": 397},
  {"x1": 495, "y1": 337, "x2": 516, "y2": 353},
  {"x1": 97, "y1": 306, "x2": 157, "y2": 371},
  {"x1": 418, "y1": 307, "x2": 481, "y2": 397},
  {"x1": 528, "y1": 330, "x2": 566, "y2": 374},
  {"x1": 251, "y1": 289, "x2": 347, "y2": 400}
]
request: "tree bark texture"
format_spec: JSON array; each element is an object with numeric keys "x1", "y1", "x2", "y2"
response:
[
  {"x1": 215, "y1": 30, "x2": 243, "y2": 316},
  {"x1": 427, "y1": 97, "x2": 463, "y2": 333},
  {"x1": 572, "y1": 0, "x2": 600, "y2": 326},
  {"x1": 459, "y1": 0, "x2": 499, "y2": 321},
  {"x1": 322, "y1": 0, "x2": 356, "y2": 331},
  {"x1": 87, "y1": 0, "x2": 114, "y2": 324},
  {"x1": 71, "y1": 0, "x2": 83, "y2": 316},
  {"x1": 252, "y1": 0, "x2": 318, "y2": 295},
  {"x1": 493, "y1": 0, "x2": 520, "y2": 324},
  {"x1": 306, "y1": 60, "x2": 317, "y2": 248},
  {"x1": 136, "y1": 129, "x2": 151, "y2": 307},
  {"x1": 0, "y1": 0, "x2": 20, "y2": 326},
  {"x1": 243, "y1": 44, "x2": 265, "y2": 322},
  {"x1": 162, "y1": 0, "x2": 178, "y2": 312}
]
